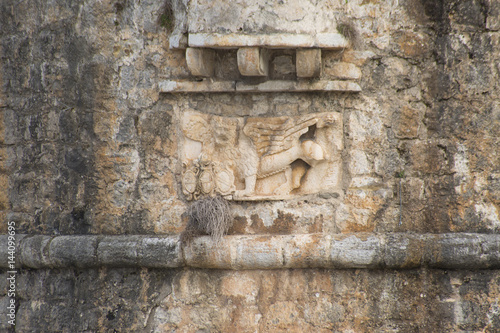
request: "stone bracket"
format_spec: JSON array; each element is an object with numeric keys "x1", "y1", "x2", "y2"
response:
[
  {"x1": 186, "y1": 47, "x2": 215, "y2": 77},
  {"x1": 169, "y1": 32, "x2": 362, "y2": 91},
  {"x1": 237, "y1": 47, "x2": 269, "y2": 76},
  {"x1": 296, "y1": 48, "x2": 321, "y2": 78}
]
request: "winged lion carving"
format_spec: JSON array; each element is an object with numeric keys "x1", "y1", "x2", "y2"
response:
[{"x1": 181, "y1": 111, "x2": 338, "y2": 200}]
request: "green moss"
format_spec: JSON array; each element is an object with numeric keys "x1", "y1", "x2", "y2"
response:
[{"x1": 158, "y1": 2, "x2": 174, "y2": 31}]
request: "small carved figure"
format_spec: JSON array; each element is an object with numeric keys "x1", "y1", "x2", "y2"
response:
[{"x1": 181, "y1": 111, "x2": 341, "y2": 200}]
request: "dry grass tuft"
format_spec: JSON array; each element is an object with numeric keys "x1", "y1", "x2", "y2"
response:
[
  {"x1": 338, "y1": 21, "x2": 362, "y2": 50},
  {"x1": 181, "y1": 196, "x2": 233, "y2": 245}
]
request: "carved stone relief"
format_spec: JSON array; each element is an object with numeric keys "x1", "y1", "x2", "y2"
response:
[{"x1": 181, "y1": 111, "x2": 343, "y2": 200}]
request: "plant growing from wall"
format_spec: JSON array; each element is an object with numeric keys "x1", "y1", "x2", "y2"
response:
[
  {"x1": 158, "y1": 1, "x2": 175, "y2": 32},
  {"x1": 337, "y1": 21, "x2": 362, "y2": 49},
  {"x1": 181, "y1": 195, "x2": 233, "y2": 244}
]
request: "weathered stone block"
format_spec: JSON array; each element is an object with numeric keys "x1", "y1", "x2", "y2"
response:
[
  {"x1": 234, "y1": 79, "x2": 361, "y2": 92},
  {"x1": 487, "y1": 0, "x2": 500, "y2": 30},
  {"x1": 409, "y1": 141, "x2": 448, "y2": 174},
  {"x1": 183, "y1": 236, "x2": 232, "y2": 269},
  {"x1": 220, "y1": 273, "x2": 258, "y2": 301},
  {"x1": 394, "y1": 105, "x2": 422, "y2": 139},
  {"x1": 296, "y1": 48, "x2": 321, "y2": 77},
  {"x1": 159, "y1": 79, "x2": 362, "y2": 92},
  {"x1": 426, "y1": 234, "x2": 486, "y2": 269},
  {"x1": 349, "y1": 150, "x2": 371, "y2": 175},
  {"x1": 384, "y1": 234, "x2": 426, "y2": 268},
  {"x1": 232, "y1": 236, "x2": 284, "y2": 269},
  {"x1": 138, "y1": 237, "x2": 182, "y2": 268},
  {"x1": 188, "y1": 33, "x2": 348, "y2": 49},
  {"x1": 396, "y1": 32, "x2": 430, "y2": 58},
  {"x1": 19, "y1": 235, "x2": 53, "y2": 269},
  {"x1": 97, "y1": 236, "x2": 141, "y2": 267},
  {"x1": 283, "y1": 234, "x2": 331, "y2": 268},
  {"x1": 303, "y1": 298, "x2": 344, "y2": 327},
  {"x1": 341, "y1": 50, "x2": 376, "y2": 66},
  {"x1": 237, "y1": 47, "x2": 269, "y2": 76},
  {"x1": 330, "y1": 234, "x2": 382, "y2": 268},
  {"x1": 324, "y1": 62, "x2": 361, "y2": 80},
  {"x1": 186, "y1": 47, "x2": 215, "y2": 77},
  {"x1": 49, "y1": 236, "x2": 98, "y2": 268},
  {"x1": 272, "y1": 55, "x2": 295, "y2": 78}
]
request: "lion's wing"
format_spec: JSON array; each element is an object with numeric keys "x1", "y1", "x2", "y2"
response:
[{"x1": 243, "y1": 115, "x2": 318, "y2": 156}]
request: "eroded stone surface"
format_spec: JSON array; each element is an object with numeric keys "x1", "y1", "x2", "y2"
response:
[
  {"x1": 185, "y1": 47, "x2": 215, "y2": 77},
  {"x1": 9, "y1": 268, "x2": 500, "y2": 332},
  {"x1": 180, "y1": 111, "x2": 342, "y2": 200},
  {"x1": 2, "y1": 0, "x2": 500, "y2": 331},
  {"x1": 237, "y1": 47, "x2": 269, "y2": 76},
  {"x1": 296, "y1": 48, "x2": 321, "y2": 77},
  {"x1": 187, "y1": 33, "x2": 349, "y2": 49}
]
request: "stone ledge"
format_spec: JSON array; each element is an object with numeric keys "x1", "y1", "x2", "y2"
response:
[
  {"x1": 1, "y1": 233, "x2": 499, "y2": 270},
  {"x1": 188, "y1": 33, "x2": 349, "y2": 49},
  {"x1": 159, "y1": 80, "x2": 361, "y2": 93}
]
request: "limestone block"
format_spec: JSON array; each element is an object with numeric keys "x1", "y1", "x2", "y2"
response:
[
  {"x1": 237, "y1": 47, "x2": 269, "y2": 76},
  {"x1": 183, "y1": 236, "x2": 233, "y2": 269},
  {"x1": 349, "y1": 150, "x2": 371, "y2": 175},
  {"x1": 138, "y1": 237, "x2": 182, "y2": 268},
  {"x1": 330, "y1": 235, "x2": 382, "y2": 268},
  {"x1": 159, "y1": 79, "x2": 362, "y2": 93},
  {"x1": 186, "y1": 47, "x2": 215, "y2": 77},
  {"x1": 396, "y1": 32, "x2": 430, "y2": 58},
  {"x1": 19, "y1": 235, "x2": 53, "y2": 269},
  {"x1": 232, "y1": 236, "x2": 285, "y2": 269},
  {"x1": 4, "y1": 234, "x2": 500, "y2": 269},
  {"x1": 159, "y1": 79, "x2": 235, "y2": 92},
  {"x1": 188, "y1": 33, "x2": 348, "y2": 49},
  {"x1": 235, "y1": 80, "x2": 361, "y2": 92},
  {"x1": 283, "y1": 234, "x2": 331, "y2": 268},
  {"x1": 180, "y1": 111, "x2": 343, "y2": 200},
  {"x1": 220, "y1": 273, "x2": 259, "y2": 300},
  {"x1": 97, "y1": 236, "x2": 141, "y2": 267},
  {"x1": 384, "y1": 233, "x2": 426, "y2": 268},
  {"x1": 325, "y1": 62, "x2": 362, "y2": 80},
  {"x1": 296, "y1": 48, "x2": 321, "y2": 77},
  {"x1": 49, "y1": 236, "x2": 98, "y2": 268},
  {"x1": 342, "y1": 50, "x2": 376, "y2": 66},
  {"x1": 487, "y1": 0, "x2": 500, "y2": 30},
  {"x1": 426, "y1": 234, "x2": 492, "y2": 269},
  {"x1": 394, "y1": 106, "x2": 422, "y2": 139}
]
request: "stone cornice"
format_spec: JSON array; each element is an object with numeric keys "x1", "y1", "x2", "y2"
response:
[{"x1": 2, "y1": 233, "x2": 500, "y2": 270}]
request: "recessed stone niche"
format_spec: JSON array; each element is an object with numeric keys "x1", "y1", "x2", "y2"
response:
[
  {"x1": 162, "y1": 0, "x2": 362, "y2": 93},
  {"x1": 181, "y1": 111, "x2": 343, "y2": 201}
]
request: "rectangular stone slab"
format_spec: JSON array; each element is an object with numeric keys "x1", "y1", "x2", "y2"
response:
[
  {"x1": 180, "y1": 111, "x2": 343, "y2": 201},
  {"x1": 158, "y1": 80, "x2": 361, "y2": 93},
  {"x1": 188, "y1": 33, "x2": 349, "y2": 49}
]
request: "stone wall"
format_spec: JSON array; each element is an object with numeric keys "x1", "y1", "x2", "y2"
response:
[
  {"x1": 3, "y1": 268, "x2": 500, "y2": 332},
  {"x1": 0, "y1": 0, "x2": 499, "y2": 331}
]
